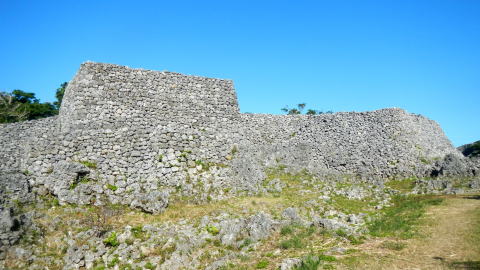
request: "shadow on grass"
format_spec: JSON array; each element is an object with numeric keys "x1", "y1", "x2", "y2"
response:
[
  {"x1": 462, "y1": 195, "x2": 480, "y2": 201},
  {"x1": 433, "y1": 257, "x2": 480, "y2": 269},
  {"x1": 449, "y1": 260, "x2": 480, "y2": 269}
]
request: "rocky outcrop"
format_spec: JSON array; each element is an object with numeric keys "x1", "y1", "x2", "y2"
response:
[
  {"x1": 0, "y1": 172, "x2": 35, "y2": 259},
  {"x1": 458, "y1": 140, "x2": 480, "y2": 158}
]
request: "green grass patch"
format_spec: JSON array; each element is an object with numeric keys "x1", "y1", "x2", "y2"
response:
[
  {"x1": 107, "y1": 184, "x2": 118, "y2": 192},
  {"x1": 280, "y1": 235, "x2": 303, "y2": 249},
  {"x1": 256, "y1": 260, "x2": 269, "y2": 269},
  {"x1": 331, "y1": 196, "x2": 371, "y2": 214},
  {"x1": 144, "y1": 262, "x2": 156, "y2": 270},
  {"x1": 264, "y1": 166, "x2": 314, "y2": 186},
  {"x1": 386, "y1": 177, "x2": 416, "y2": 192},
  {"x1": 131, "y1": 225, "x2": 145, "y2": 239},
  {"x1": 468, "y1": 200, "x2": 480, "y2": 253},
  {"x1": 79, "y1": 160, "x2": 97, "y2": 169},
  {"x1": 368, "y1": 195, "x2": 443, "y2": 239},
  {"x1": 280, "y1": 224, "x2": 296, "y2": 235}
]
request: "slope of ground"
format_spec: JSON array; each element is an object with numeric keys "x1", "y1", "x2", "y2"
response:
[{"x1": 335, "y1": 194, "x2": 480, "y2": 270}]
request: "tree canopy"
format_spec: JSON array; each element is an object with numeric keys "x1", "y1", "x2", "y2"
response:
[
  {"x1": 0, "y1": 82, "x2": 67, "y2": 124},
  {"x1": 281, "y1": 103, "x2": 333, "y2": 115}
]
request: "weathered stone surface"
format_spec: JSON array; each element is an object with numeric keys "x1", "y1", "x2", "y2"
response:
[
  {"x1": 0, "y1": 62, "x2": 472, "y2": 213},
  {"x1": 279, "y1": 258, "x2": 302, "y2": 270},
  {"x1": 0, "y1": 172, "x2": 35, "y2": 259},
  {"x1": 130, "y1": 190, "x2": 169, "y2": 214},
  {"x1": 431, "y1": 154, "x2": 475, "y2": 177}
]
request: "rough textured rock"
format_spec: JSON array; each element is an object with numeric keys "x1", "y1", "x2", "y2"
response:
[
  {"x1": 0, "y1": 172, "x2": 35, "y2": 259},
  {"x1": 312, "y1": 217, "x2": 349, "y2": 232},
  {"x1": 279, "y1": 258, "x2": 302, "y2": 270},
  {"x1": 431, "y1": 154, "x2": 475, "y2": 177},
  {"x1": 246, "y1": 212, "x2": 277, "y2": 241},
  {"x1": 130, "y1": 190, "x2": 169, "y2": 214},
  {"x1": 0, "y1": 62, "x2": 472, "y2": 213},
  {"x1": 40, "y1": 161, "x2": 92, "y2": 205}
]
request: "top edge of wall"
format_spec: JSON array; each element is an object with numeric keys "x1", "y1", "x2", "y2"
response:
[{"x1": 80, "y1": 61, "x2": 233, "y2": 82}]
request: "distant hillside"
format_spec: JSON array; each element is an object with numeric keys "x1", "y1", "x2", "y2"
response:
[{"x1": 458, "y1": 140, "x2": 480, "y2": 157}]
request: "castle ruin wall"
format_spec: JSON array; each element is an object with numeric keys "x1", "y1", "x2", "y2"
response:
[{"x1": 0, "y1": 62, "x2": 463, "y2": 211}]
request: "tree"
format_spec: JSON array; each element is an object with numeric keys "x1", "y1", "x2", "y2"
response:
[
  {"x1": 54, "y1": 82, "x2": 68, "y2": 110},
  {"x1": 306, "y1": 109, "x2": 318, "y2": 115},
  {"x1": 0, "y1": 92, "x2": 28, "y2": 123},
  {"x1": 0, "y1": 89, "x2": 57, "y2": 123},
  {"x1": 281, "y1": 103, "x2": 333, "y2": 115},
  {"x1": 281, "y1": 103, "x2": 306, "y2": 115},
  {"x1": 12, "y1": 89, "x2": 38, "y2": 103}
]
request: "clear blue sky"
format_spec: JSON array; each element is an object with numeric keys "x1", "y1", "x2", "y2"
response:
[{"x1": 1, "y1": 0, "x2": 479, "y2": 146}]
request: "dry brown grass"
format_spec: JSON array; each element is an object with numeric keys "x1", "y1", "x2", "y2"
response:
[{"x1": 336, "y1": 194, "x2": 480, "y2": 270}]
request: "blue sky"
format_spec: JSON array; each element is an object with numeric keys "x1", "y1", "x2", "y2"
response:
[{"x1": 1, "y1": 0, "x2": 479, "y2": 146}]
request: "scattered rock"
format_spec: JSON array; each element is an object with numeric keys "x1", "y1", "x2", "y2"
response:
[{"x1": 279, "y1": 258, "x2": 302, "y2": 270}]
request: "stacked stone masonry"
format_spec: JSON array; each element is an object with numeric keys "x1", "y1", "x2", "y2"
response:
[{"x1": 0, "y1": 62, "x2": 465, "y2": 212}]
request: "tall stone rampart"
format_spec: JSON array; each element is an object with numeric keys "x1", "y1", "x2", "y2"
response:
[{"x1": 0, "y1": 62, "x2": 465, "y2": 212}]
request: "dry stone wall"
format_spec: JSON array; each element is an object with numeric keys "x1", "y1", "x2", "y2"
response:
[{"x1": 0, "y1": 62, "x2": 465, "y2": 212}]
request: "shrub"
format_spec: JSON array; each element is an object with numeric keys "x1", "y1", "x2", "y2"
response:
[
  {"x1": 82, "y1": 204, "x2": 120, "y2": 236},
  {"x1": 280, "y1": 236, "x2": 303, "y2": 249},
  {"x1": 144, "y1": 262, "x2": 155, "y2": 270},
  {"x1": 318, "y1": 255, "x2": 337, "y2": 262},
  {"x1": 335, "y1": 229, "x2": 348, "y2": 237},
  {"x1": 206, "y1": 225, "x2": 220, "y2": 235},
  {"x1": 294, "y1": 254, "x2": 336, "y2": 270},
  {"x1": 131, "y1": 226, "x2": 144, "y2": 239},
  {"x1": 239, "y1": 238, "x2": 252, "y2": 249},
  {"x1": 281, "y1": 225, "x2": 294, "y2": 235},
  {"x1": 294, "y1": 255, "x2": 320, "y2": 270},
  {"x1": 103, "y1": 231, "x2": 119, "y2": 247}
]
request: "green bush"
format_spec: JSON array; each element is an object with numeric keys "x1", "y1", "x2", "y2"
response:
[
  {"x1": 103, "y1": 231, "x2": 119, "y2": 247},
  {"x1": 294, "y1": 255, "x2": 320, "y2": 270},
  {"x1": 131, "y1": 226, "x2": 144, "y2": 239},
  {"x1": 280, "y1": 236, "x2": 303, "y2": 249},
  {"x1": 144, "y1": 262, "x2": 155, "y2": 270},
  {"x1": 239, "y1": 238, "x2": 252, "y2": 249},
  {"x1": 294, "y1": 254, "x2": 336, "y2": 270},
  {"x1": 281, "y1": 225, "x2": 295, "y2": 235},
  {"x1": 206, "y1": 225, "x2": 220, "y2": 235}
]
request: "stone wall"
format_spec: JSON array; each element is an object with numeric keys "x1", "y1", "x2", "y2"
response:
[
  {"x1": 0, "y1": 62, "x2": 465, "y2": 212},
  {"x1": 232, "y1": 109, "x2": 458, "y2": 183}
]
